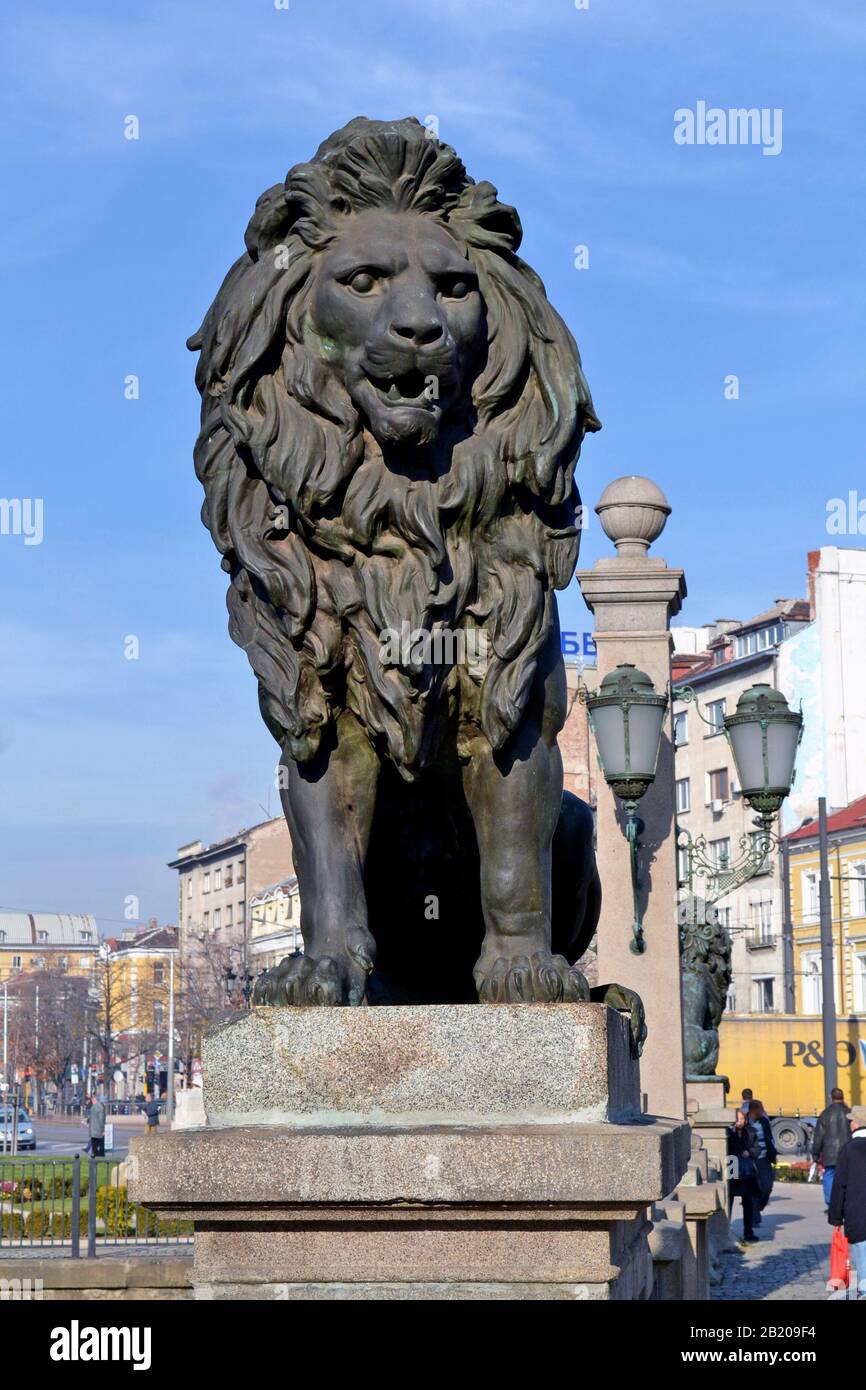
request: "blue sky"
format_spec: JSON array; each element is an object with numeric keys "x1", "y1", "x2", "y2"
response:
[{"x1": 1, "y1": 0, "x2": 864, "y2": 929}]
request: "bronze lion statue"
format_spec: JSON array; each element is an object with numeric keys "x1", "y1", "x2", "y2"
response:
[{"x1": 189, "y1": 116, "x2": 642, "y2": 1040}]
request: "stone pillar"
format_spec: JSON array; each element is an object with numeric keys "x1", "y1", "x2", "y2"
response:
[
  {"x1": 130, "y1": 1004, "x2": 691, "y2": 1300},
  {"x1": 576, "y1": 476, "x2": 687, "y2": 1120}
]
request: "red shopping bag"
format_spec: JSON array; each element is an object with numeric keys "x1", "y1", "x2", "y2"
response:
[{"x1": 829, "y1": 1226, "x2": 851, "y2": 1289}]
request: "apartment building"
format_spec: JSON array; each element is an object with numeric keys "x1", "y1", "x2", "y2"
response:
[
  {"x1": 0, "y1": 912, "x2": 99, "y2": 983},
  {"x1": 168, "y1": 816, "x2": 294, "y2": 973},
  {"x1": 672, "y1": 545, "x2": 866, "y2": 1015},
  {"x1": 672, "y1": 602, "x2": 811, "y2": 1015},
  {"x1": 249, "y1": 877, "x2": 302, "y2": 972},
  {"x1": 785, "y1": 795, "x2": 866, "y2": 1018}
]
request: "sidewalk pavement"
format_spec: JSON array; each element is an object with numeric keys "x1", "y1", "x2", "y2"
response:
[{"x1": 714, "y1": 1179, "x2": 846, "y2": 1301}]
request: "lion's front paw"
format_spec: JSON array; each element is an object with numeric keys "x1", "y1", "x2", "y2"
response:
[
  {"x1": 253, "y1": 952, "x2": 366, "y2": 1007},
  {"x1": 590, "y1": 983, "x2": 647, "y2": 1058},
  {"x1": 473, "y1": 948, "x2": 591, "y2": 1004}
]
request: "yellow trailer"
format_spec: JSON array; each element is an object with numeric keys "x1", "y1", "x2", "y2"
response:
[{"x1": 717, "y1": 1014, "x2": 866, "y2": 1153}]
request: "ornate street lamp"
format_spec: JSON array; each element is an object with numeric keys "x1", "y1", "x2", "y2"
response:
[
  {"x1": 676, "y1": 681, "x2": 803, "y2": 903},
  {"x1": 584, "y1": 664, "x2": 669, "y2": 955}
]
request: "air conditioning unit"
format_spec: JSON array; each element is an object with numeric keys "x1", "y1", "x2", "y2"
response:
[
  {"x1": 711, "y1": 799, "x2": 724, "y2": 814},
  {"x1": 731, "y1": 781, "x2": 741, "y2": 796}
]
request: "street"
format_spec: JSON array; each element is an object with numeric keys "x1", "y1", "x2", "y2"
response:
[
  {"x1": 2, "y1": 1116, "x2": 139, "y2": 1157},
  {"x1": 715, "y1": 1181, "x2": 841, "y2": 1301}
]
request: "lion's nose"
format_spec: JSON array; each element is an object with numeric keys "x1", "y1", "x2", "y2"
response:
[{"x1": 389, "y1": 313, "x2": 445, "y2": 347}]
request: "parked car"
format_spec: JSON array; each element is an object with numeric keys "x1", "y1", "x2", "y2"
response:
[{"x1": 0, "y1": 1107, "x2": 36, "y2": 1151}]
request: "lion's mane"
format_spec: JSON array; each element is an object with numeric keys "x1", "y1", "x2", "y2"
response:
[{"x1": 189, "y1": 117, "x2": 600, "y2": 773}]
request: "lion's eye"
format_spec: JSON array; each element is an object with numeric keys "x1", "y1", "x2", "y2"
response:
[
  {"x1": 346, "y1": 270, "x2": 377, "y2": 294},
  {"x1": 441, "y1": 278, "x2": 473, "y2": 300}
]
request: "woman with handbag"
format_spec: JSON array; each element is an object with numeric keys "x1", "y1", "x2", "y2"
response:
[{"x1": 728, "y1": 1107, "x2": 761, "y2": 1244}]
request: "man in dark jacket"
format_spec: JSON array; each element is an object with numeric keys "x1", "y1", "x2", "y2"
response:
[
  {"x1": 828, "y1": 1105, "x2": 866, "y2": 1297},
  {"x1": 813, "y1": 1088, "x2": 852, "y2": 1205}
]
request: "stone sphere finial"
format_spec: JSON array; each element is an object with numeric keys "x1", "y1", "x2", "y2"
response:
[{"x1": 595, "y1": 476, "x2": 671, "y2": 557}]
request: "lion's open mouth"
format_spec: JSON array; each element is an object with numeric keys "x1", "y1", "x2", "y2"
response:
[{"x1": 368, "y1": 368, "x2": 433, "y2": 407}]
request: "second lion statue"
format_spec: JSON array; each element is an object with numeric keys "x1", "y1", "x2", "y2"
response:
[{"x1": 189, "y1": 116, "x2": 644, "y2": 1046}]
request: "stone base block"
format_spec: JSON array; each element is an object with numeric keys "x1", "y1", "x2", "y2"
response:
[
  {"x1": 131, "y1": 1003, "x2": 688, "y2": 1299},
  {"x1": 202, "y1": 1003, "x2": 640, "y2": 1128},
  {"x1": 686, "y1": 1076, "x2": 730, "y2": 1114},
  {"x1": 129, "y1": 1117, "x2": 689, "y2": 1299}
]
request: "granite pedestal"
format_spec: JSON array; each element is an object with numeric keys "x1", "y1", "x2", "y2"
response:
[{"x1": 129, "y1": 1004, "x2": 690, "y2": 1300}]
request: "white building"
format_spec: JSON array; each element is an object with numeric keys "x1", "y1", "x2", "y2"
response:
[{"x1": 249, "y1": 878, "x2": 302, "y2": 971}]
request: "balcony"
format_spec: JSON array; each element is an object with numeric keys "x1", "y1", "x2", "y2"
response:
[{"x1": 746, "y1": 931, "x2": 776, "y2": 952}]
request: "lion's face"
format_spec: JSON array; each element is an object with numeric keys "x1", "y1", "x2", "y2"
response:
[{"x1": 307, "y1": 209, "x2": 485, "y2": 446}]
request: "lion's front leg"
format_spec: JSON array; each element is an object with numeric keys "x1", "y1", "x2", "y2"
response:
[
  {"x1": 461, "y1": 649, "x2": 588, "y2": 1004},
  {"x1": 255, "y1": 712, "x2": 379, "y2": 1007}
]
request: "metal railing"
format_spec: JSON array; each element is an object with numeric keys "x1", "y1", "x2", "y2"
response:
[{"x1": 0, "y1": 1155, "x2": 191, "y2": 1255}]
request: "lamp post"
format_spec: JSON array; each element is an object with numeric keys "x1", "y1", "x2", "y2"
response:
[
  {"x1": 584, "y1": 664, "x2": 669, "y2": 955},
  {"x1": 676, "y1": 682, "x2": 803, "y2": 904}
]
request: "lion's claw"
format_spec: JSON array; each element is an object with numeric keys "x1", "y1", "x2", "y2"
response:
[
  {"x1": 254, "y1": 952, "x2": 367, "y2": 1007},
  {"x1": 474, "y1": 949, "x2": 591, "y2": 1004}
]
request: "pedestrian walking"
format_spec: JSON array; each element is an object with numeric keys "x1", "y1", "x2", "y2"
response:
[
  {"x1": 828, "y1": 1104, "x2": 866, "y2": 1298},
  {"x1": 728, "y1": 1107, "x2": 761, "y2": 1244},
  {"x1": 747, "y1": 1099, "x2": 777, "y2": 1226},
  {"x1": 144, "y1": 1095, "x2": 161, "y2": 1136},
  {"x1": 812, "y1": 1087, "x2": 851, "y2": 1206},
  {"x1": 87, "y1": 1092, "x2": 106, "y2": 1159}
]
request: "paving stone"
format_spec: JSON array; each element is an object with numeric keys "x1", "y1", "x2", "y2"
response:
[{"x1": 713, "y1": 1182, "x2": 843, "y2": 1302}]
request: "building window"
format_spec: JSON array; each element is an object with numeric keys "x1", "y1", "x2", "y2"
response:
[
  {"x1": 225, "y1": 866, "x2": 234, "y2": 888},
  {"x1": 752, "y1": 976, "x2": 775, "y2": 1013},
  {"x1": 677, "y1": 845, "x2": 690, "y2": 886},
  {"x1": 153, "y1": 964, "x2": 165, "y2": 986},
  {"x1": 706, "y1": 699, "x2": 726, "y2": 735},
  {"x1": 673, "y1": 711, "x2": 688, "y2": 747},
  {"x1": 708, "y1": 768, "x2": 729, "y2": 804},
  {"x1": 214, "y1": 908, "x2": 221, "y2": 931},
  {"x1": 802, "y1": 870, "x2": 819, "y2": 923},
  {"x1": 59, "y1": 955, "x2": 68, "y2": 971},
  {"x1": 203, "y1": 911, "x2": 210, "y2": 931},
  {"x1": 225, "y1": 905, "x2": 233, "y2": 928},
  {"x1": 38, "y1": 930, "x2": 49, "y2": 943},
  {"x1": 854, "y1": 953, "x2": 866, "y2": 1013},
  {"x1": 717, "y1": 906, "x2": 732, "y2": 934},
  {"x1": 187, "y1": 877, "x2": 193, "y2": 900},
  {"x1": 749, "y1": 831, "x2": 771, "y2": 874},
  {"x1": 676, "y1": 777, "x2": 690, "y2": 814},
  {"x1": 734, "y1": 623, "x2": 783, "y2": 659},
  {"x1": 803, "y1": 952, "x2": 822, "y2": 1013},
  {"x1": 203, "y1": 872, "x2": 211, "y2": 894},
  {"x1": 154, "y1": 1001, "x2": 165, "y2": 1028},
  {"x1": 749, "y1": 900, "x2": 773, "y2": 946},
  {"x1": 709, "y1": 838, "x2": 731, "y2": 871},
  {"x1": 78, "y1": 956, "x2": 89, "y2": 969},
  {"x1": 0, "y1": 931, "x2": 5, "y2": 942},
  {"x1": 80, "y1": 930, "x2": 91, "y2": 942},
  {"x1": 12, "y1": 956, "x2": 22, "y2": 969},
  {"x1": 238, "y1": 900, "x2": 245, "y2": 925},
  {"x1": 237, "y1": 863, "x2": 246, "y2": 884},
  {"x1": 849, "y1": 863, "x2": 866, "y2": 919},
  {"x1": 215, "y1": 868, "x2": 222, "y2": 891}
]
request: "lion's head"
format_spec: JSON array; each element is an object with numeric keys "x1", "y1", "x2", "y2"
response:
[{"x1": 189, "y1": 117, "x2": 600, "y2": 772}]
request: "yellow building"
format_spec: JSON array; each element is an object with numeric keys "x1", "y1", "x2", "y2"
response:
[
  {"x1": 100, "y1": 925, "x2": 180, "y2": 1098},
  {"x1": 0, "y1": 911, "x2": 98, "y2": 983},
  {"x1": 786, "y1": 793, "x2": 866, "y2": 1017}
]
